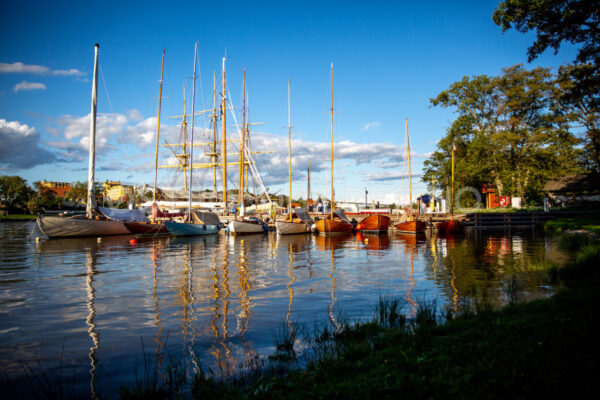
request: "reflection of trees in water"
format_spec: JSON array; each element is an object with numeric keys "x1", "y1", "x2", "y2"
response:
[{"x1": 425, "y1": 230, "x2": 563, "y2": 311}]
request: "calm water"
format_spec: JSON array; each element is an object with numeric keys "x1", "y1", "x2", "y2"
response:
[{"x1": 0, "y1": 221, "x2": 568, "y2": 396}]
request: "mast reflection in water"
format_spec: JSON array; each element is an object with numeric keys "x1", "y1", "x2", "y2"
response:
[{"x1": 0, "y1": 223, "x2": 569, "y2": 396}]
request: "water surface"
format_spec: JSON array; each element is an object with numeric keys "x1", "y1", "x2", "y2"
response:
[{"x1": 0, "y1": 222, "x2": 568, "y2": 396}]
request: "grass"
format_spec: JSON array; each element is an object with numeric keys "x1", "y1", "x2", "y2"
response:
[
  {"x1": 543, "y1": 214, "x2": 600, "y2": 234},
  {"x1": 0, "y1": 214, "x2": 37, "y2": 221}
]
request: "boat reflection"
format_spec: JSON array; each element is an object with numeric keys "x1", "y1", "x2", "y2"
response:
[
  {"x1": 85, "y1": 246, "x2": 99, "y2": 400},
  {"x1": 313, "y1": 232, "x2": 352, "y2": 251},
  {"x1": 355, "y1": 232, "x2": 390, "y2": 250}
]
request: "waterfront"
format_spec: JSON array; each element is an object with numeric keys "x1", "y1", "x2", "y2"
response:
[{"x1": 0, "y1": 222, "x2": 569, "y2": 396}]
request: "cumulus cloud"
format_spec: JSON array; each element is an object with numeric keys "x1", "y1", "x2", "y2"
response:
[
  {"x1": 0, "y1": 62, "x2": 84, "y2": 77},
  {"x1": 240, "y1": 131, "x2": 408, "y2": 187},
  {"x1": 0, "y1": 119, "x2": 57, "y2": 168},
  {"x1": 13, "y1": 81, "x2": 46, "y2": 93},
  {"x1": 362, "y1": 121, "x2": 381, "y2": 131}
]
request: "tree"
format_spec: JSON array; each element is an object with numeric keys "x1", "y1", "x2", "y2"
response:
[
  {"x1": 0, "y1": 175, "x2": 33, "y2": 212},
  {"x1": 425, "y1": 65, "x2": 581, "y2": 204},
  {"x1": 493, "y1": 0, "x2": 600, "y2": 170},
  {"x1": 493, "y1": 0, "x2": 600, "y2": 65}
]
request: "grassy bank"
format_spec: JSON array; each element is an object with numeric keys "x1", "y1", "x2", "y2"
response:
[{"x1": 0, "y1": 214, "x2": 36, "y2": 221}]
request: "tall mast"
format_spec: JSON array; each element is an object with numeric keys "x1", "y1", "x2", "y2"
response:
[
  {"x1": 86, "y1": 43, "x2": 99, "y2": 219},
  {"x1": 152, "y1": 49, "x2": 165, "y2": 204},
  {"x1": 188, "y1": 43, "x2": 198, "y2": 220},
  {"x1": 406, "y1": 118, "x2": 412, "y2": 211},
  {"x1": 181, "y1": 84, "x2": 188, "y2": 191},
  {"x1": 451, "y1": 143, "x2": 455, "y2": 215},
  {"x1": 211, "y1": 71, "x2": 218, "y2": 200},
  {"x1": 287, "y1": 79, "x2": 292, "y2": 219},
  {"x1": 221, "y1": 57, "x2": 227, "y2": 206},
  {"x1": 308, "y1": 159, "x2": 311, "y2": 210},
  {"x1": 329, "y1": 63, "x2": 334, "y2": 219},
  {"x1": 238, "y1": 70, "x2": 246, "y2": 208}
]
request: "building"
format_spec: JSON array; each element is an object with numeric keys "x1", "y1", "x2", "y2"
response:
[
  {"x1": 103, "y1": 181, "x2": 134, "y2": 202},
  {"x1": 39, "y1": 180, "x2": 71, "y2": 197}
]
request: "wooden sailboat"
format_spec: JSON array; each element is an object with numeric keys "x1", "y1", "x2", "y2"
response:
[
  {"x1": 37, "y1": 44, "x2": 130, "y2": 238},
  {"x1": 436, "y1": 143, "x2": 464, "y2": 233},
  {"x1": 315, "y1": 63, "x2": 353, "y2": 236},
  {"x1": 276, "y1": 80, "x2": 312, "y2": 235},
  {"x1": 164, "y1": 43, "x2": 220, "y2": 237},
  {"x1": 355, "y1": 214, "x2": 391, "y2": 233},
  {"x1": 125, "y1": 49, "x2": 169, "y2": 235},
  {"x1": 395, "y1": 119, "x2": 426, "y2": 234}
]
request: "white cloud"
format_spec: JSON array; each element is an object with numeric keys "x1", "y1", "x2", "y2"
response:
[
  {"x1": 13, "y1": 81, "x2": 46, "y2": 93},
  {"x1": 362, "y1": 121, "x2": 382, "y2": 131},
  {"x1": 364, "y1": 171, "x2": 422, "y2": 182},
  {"x1": 0, "y1": 119, "x2": 57, "y2": 168},
  {"x1": 0, "y1": 62, "x2": 84, "y2": 77}
]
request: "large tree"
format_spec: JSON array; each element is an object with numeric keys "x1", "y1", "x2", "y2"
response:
[
  {"x1": 493, "y1": 0, "x2": 600, "y2": 65},
  {"x1": 424, "y1": 65, "x2": 581, "y2": 205},
  {"x1": 493, "y1": 0, "x2": 600, "y2": 170},
  {"x1": 0, "y1": 175, "x2": 33, "y2": 212}
]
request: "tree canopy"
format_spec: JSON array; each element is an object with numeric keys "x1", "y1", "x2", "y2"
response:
[
  {"x1": 0, "y1": 175, "x2": 33, "y2": 212},
  {"x1": 424, "y1": 65, "x2": 582, "y2": 205},
  {"x1": 493, "y1": 0, "x2": 600, "y2": 65}
]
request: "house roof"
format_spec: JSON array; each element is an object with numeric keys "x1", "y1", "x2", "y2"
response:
[{"x1": 543, "y1": 174, "x2": 600, "y2": 193}]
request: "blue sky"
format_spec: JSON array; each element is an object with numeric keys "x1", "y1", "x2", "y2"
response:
[{"x1": 0, "y1": 0, "x2": 578, "y2": 204}]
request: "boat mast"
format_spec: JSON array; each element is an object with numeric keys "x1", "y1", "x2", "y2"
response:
[
  {"x1": 451, "y1": 143, "x2": 455, "y2": 215},
  {"x1": 211, "y1": 71, "x2": 218, "y2": 200},
  {"x1": 406, "y1": 118, "x2": 412, "y2": 212},
  {"x1": 188, "y1": 43, "x2": 198, "y2": 221},
  {"x1": 238, "y1": 70, "x2": 246, "y2": 211},
  {"x1": 308, "y1": 159, "x2": 311, "y2": 211},
  {"x1": 86, "y1": 43, "x2": 99, "y2": 219},
  {"x1": 221, "y1": 57, "x2": 227, "y2": 208},
  {"x1": 287, "y1": 79, "x2": 292, "y2": 220},
  {"x1": 329, "y1": 63, "x2": 334, "y2": 219},
  {"x1": 181, "y1": 84, "x2": 188, "y2": 191},
  {"x1": 152, "y1": 49, "x2": 165, "y2": 205}
]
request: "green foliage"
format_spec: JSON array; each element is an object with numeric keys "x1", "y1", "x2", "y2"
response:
[
  {"x1": 493, "y1": 0, "x2": 600, "y2": 65},
  {"x1": 424, "y1": 65, "x2": 582, "y2": 205},
  {"x1": 0, "y1": 175, "x2": 33, "y2": 212}
]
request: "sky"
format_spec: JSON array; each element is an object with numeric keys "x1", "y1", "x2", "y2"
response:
[{"x1": 0, "y1": 0, "x2": 579, "y2": 205}]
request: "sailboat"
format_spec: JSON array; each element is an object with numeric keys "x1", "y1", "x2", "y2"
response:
[
  {"x1": 227, "y1": 71, "x2": 268, "y2": 235},
  {"x1": 276, "y1": 80, "x2": 312, "y2": 235},
  {"x1": 37, "y1": 44, "x2": 131, "y2": 238},
  {"x1": 164, "y1": 43, "x2": 220, "y2": 236},
  {"x1": 395, "y1": 119, "x2": 426, "y2": 234},
  {"x1": 124, "y1": 49, "x2": 169, "y2": 235},
  {"x1": 314, "y1": 63, "x2": 353, "y2": 235},
  {"x1": 436, "y1": 143, "x2": 464, "y2": 233},
  {"x1": 355, "y1": 214, "x2": 391, "y2": 233}
]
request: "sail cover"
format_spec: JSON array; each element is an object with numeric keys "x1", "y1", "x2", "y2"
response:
[
  {"x1": 191, "y1": 210, "x2": 222, "y2": 225},
  {"x1": 293, "y1": 208, "x2": 312, "y2": 222},
  {"x1": 334, "y1": 209, "x2": 350, "y2": 222},
  {"x1": 98, "y1": 207, "x2": 149, "y2": 222}
]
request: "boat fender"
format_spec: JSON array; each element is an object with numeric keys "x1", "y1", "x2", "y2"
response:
[
  {"x1": 202, "y1": 225, "x2": 206, "y2": 231},
  {"x1": 262, "y1": 223, "x2": 268, "y2": 232},
  {"x1": 356, "y1": 224, "x2": 362, "y2": 231}
]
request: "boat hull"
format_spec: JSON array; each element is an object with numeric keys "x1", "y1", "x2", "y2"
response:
[
  {"x1": 435, "y1": 219, "x2": 464, "y2": 233},
  {"x1": 228, "y1": 220, "x2": 266, "y2": 235},
  {"x1": 275, "y1": 220, "x2": 311, "y2": 235},
  {"x1": 37, "y1": 216, "x2": 130, "y2": 238},
  {"x1": 395, "y1": 220, "x2": 426, "y2": 234},
  {"x1": 356, "y1": 214, "x2": 391, "y2": 233},
  {"x1": 164, "y1": 221, "x2": 219, "y2": 236},
  {"x1": 315, "y1": 219, "x2": 353, "y2": 235},
  {"x1": 123, "y1": 222, "x2": 169, "y2": 235}
]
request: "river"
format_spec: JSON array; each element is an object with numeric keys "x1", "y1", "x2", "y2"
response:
[{"x1": 0, "y1": 221, "x2": 569, "y2": 397}]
